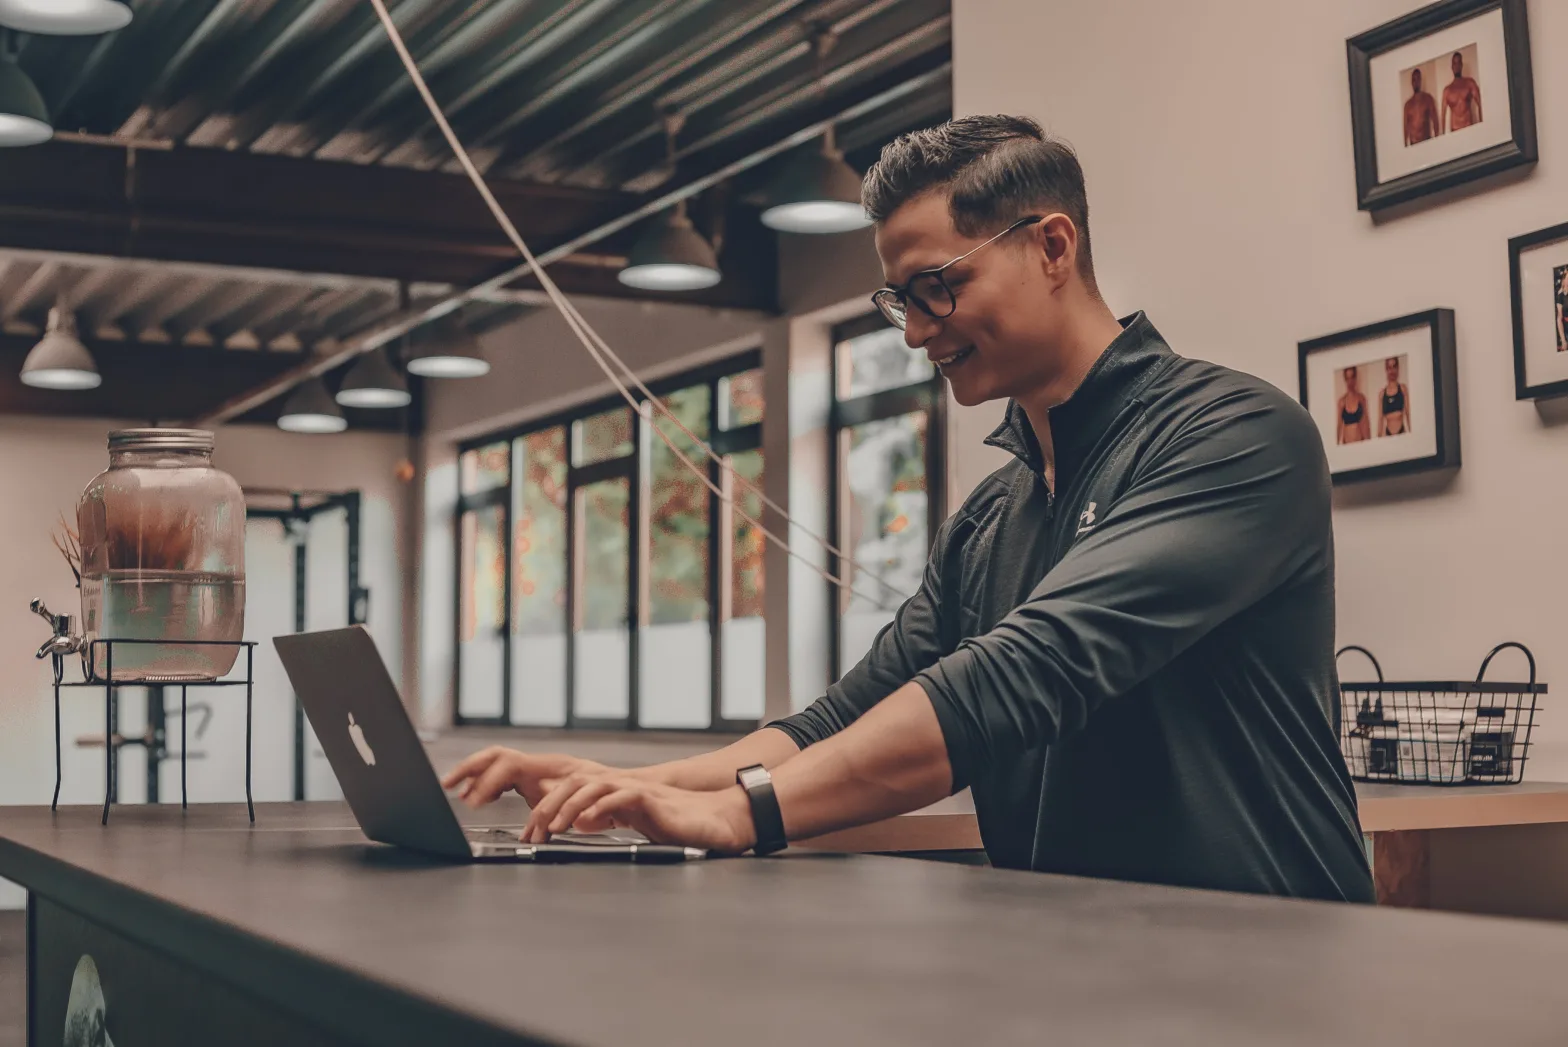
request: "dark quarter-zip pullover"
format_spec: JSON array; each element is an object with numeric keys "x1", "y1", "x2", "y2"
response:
[{"x1": 774, "y1": 312, "x2": 1375, "y2": 903}]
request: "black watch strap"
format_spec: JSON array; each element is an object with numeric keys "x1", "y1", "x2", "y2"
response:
[{"x1": 735, "y1": 764, "x2": 787, "y2": 855}]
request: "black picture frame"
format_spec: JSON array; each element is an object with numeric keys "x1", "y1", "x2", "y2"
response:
[
  {"x1": 1346, "y1": 0, "x2": 1535, "y2": 212},
  {"x1": 1508, "y1": 220, "x2": 1568, "y2": 401},
  {"x1": 1298, "y1": 309, "x2": 1460, "y2": 485}
]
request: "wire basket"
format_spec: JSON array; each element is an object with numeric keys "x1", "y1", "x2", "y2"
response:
[{"x1": 1337, "y1": 643, "x2": 1545, "y2": 786}]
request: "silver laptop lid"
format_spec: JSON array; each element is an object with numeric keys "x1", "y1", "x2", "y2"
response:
[{"x1": 273, "y1": 627, "x2": 472, "y2": 859}]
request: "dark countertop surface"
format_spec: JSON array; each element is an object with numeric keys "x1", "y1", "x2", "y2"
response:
[{"x1": 4, "y1": 802, "x2": 1568, "y2": 1046}]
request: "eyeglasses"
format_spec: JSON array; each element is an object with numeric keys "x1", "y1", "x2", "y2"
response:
[{"x1": 870, "y1": 215, "x2": 1043, "y2": 330}]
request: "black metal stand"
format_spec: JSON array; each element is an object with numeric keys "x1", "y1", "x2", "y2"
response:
[{"x1": 51, "y1": 638, "x2": 257, "y2": 825}]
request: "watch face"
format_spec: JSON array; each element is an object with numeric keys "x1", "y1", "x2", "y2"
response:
[{"x1": 737, "y1": 765, "x2": 768, "y2": 789}]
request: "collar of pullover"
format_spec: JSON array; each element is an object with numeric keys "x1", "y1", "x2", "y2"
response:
[{"x1": 984, "y1": 310, "x2": 1174, "y2": 484}]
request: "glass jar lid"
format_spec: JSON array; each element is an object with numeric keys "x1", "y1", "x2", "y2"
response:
[{"x1": 107, "y1": 428, "x2": 216, "y2": 454}]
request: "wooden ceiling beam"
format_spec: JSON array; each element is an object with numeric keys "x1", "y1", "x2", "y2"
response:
[
  {"x1": 0, "y1": 139, "x2": 776, "y2": 311},
  {"x1": 0, "y1": 333, "x2": 402, "y2": 430}
]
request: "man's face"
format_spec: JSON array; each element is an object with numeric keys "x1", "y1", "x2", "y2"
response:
[
  {"x1": 1452, "y1": 52, "x2": 1463, "y2": 76},
  {"x1": 874, "y1": 192, "x2": 1061, "y2": 408},
  {"x1": 1412, "y1": 69, "x2": 1423, "y2": 92}
]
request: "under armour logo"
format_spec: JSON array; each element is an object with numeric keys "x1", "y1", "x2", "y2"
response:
[{"x1": 1075, "y1": 502, "x2": 1098, "y2": 536}]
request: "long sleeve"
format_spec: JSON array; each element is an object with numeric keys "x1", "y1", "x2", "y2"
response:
[
  {"x1": 769, "y1": 508, "x2": 968, "y2": 749},
  {"x1": 916, "y1": 387, "x2": 1329, "y2": 792}
]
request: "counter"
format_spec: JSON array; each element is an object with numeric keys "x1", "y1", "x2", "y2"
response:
[{"x1": 6, "y1": 802, "x2": 1568, "y2": 1045}]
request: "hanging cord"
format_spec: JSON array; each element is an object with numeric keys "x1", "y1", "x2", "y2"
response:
[{"x1": 365, "y1": 0, "x2": 899, "y2": 603}]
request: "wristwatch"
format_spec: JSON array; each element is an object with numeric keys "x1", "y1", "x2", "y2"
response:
[{"x1": 735, "y1": 764, "x2": 788, "y2": 855}]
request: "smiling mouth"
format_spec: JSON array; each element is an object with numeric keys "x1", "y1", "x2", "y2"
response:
[{"x1": 932, "y1": 346, "x2": 975, "y2": 370}]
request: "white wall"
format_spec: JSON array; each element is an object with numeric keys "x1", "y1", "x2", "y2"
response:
[
  {"x1": 0, "y1": 417, "x2": 408, "y2": 907},
  {"x1": 953, "y1": 0, "x2": 1568, "y2": 774}
]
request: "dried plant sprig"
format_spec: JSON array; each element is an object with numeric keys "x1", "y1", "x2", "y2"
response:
[{"x1": 51, "y1": 512, "x2": 81, "y2": 585}]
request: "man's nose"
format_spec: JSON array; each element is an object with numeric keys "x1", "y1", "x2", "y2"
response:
[{"x1": 904, "y1": 310, "x2": 938, "y2": 350}]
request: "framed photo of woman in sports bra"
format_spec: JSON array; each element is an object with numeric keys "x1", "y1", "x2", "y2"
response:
[
  {"x1": 1509, "y1": 220, "x2": 1568, "y2": 401},
  {"x1": 1298, "y1": 309, "x2": 1460, "y2": 485},
  {"x1": 1346, "y1": 0, "x2": 1535, "y2": 212}
]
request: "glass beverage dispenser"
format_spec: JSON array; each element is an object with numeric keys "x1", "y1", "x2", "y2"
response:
[{"x1": 76, "y1": 429, "x2": 246, "y2": 681}]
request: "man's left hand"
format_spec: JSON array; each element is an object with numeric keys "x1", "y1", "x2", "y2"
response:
[{"x1": 521, "y1": 774, "x2": 757, "y2": 853}]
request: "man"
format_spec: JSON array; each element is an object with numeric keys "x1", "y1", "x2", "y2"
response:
[
  {"x1": 444, "y1": 115, "x2": 1376, "y2": 903},
  {"x1": 1403, "y1": 67, "x2": 1439, "y2": 145},
  {"x1": 1442, "y1": 51, "x2": 1482, "y2": 132}
]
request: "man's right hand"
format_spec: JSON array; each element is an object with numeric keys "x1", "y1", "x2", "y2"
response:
[{"x1": 441, "y1": 747, "x2": 615, "y2": 808}]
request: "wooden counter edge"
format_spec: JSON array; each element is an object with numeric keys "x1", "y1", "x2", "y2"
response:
[
  {"x1": 1358, "y1": 788, "x2": 1568, "y2": 833},
  {"x1": 795, "y1": 784, "x2": 1568, "y2": 854}
]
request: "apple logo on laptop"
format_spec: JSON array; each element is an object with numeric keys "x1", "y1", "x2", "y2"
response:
[{"x1": 348, "y1": 712, "x2": 376, "y2": 766}]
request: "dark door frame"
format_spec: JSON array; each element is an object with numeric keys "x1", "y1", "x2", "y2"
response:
[{"x1": 246, "y1": 489, "x2": 366, "y2": 801}]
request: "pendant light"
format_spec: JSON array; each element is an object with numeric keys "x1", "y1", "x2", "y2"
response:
[
  {"x1": 20, "y1": 300, "x2": 99, "y2": 389},
  {"x1": 336, "y1": 347, "x2": 410, "y2": 408},
  {"x1": 404, "y1": 321, "x2": 490, "y2": 379},
  {"x1": 760, "y1": 128, "x2": 870, "y2": 234},
  {"x1": 278, "y1": 376, "x2": 347, "y2": 433},
  {"x1": 760, "y1": 26, "x2": 868, "y2": 234},
  {"x1": 618, "y1": 200, "x2": 722, "y2": 291},
  {"x1": 0, "y1": 0, "x2": 132, "y2": 35},
  {"x1": 617, "y1": 110, "x2": 722, "y2": 292},
  {"x1": 0, "y1": 30, "x2": 49, "y2": 147}
]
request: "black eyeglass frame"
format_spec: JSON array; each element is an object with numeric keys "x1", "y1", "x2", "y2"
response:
[{"x1": 870, "y1": 214, "x2": 1045, "y2": 329}]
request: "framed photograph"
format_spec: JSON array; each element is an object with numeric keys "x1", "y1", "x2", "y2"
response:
[
  {"x1": 1298, "y1": 309, "x2": 1459, "y2": 484},
  {"x1": 1347, "y1": 0, "x2": 1535, "y2": 212},
  {"x1": 1509, "y1": 221, "x2": 1568, "y2": 401}
]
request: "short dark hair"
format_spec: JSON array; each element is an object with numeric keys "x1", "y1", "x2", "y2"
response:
[{"x1": 861, "y1": 115, "x2": 1096, "y2": 288}]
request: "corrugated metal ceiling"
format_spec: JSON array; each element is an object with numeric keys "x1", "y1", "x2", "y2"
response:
[
  {"x1": 0, "y1": 0, "x2": 950, "y2": 419},
  {"x1": 0, "y1": 249, "x2": 528, "y2": 352},
  {"x1": 20, "y1": 0, "x2": 950, "y2": 189}
]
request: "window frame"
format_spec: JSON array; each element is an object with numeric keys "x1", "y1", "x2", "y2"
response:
[
  {"x1": 827, "y1": 312, "x2": 947, "y2": 682},
  {"x1": 454, "y1": 348, "x2": 764, "y2": 733}
]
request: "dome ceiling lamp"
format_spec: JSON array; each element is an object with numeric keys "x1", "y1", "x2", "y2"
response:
[
  {"x1": 759, "y1": 126, "x2": 870, "y2": 234},
  {"x1": 20, "y1": 297, "x2": 100, "y2": 390},
  {"x1": 760, "y1": 27, "x2": 869, "y2": 235},
  {"x1": 277, "y1": 376, "x2": 347, "y2": 434},
  {"x1": 618, "y1": 199, "x2": 722, "y2": 291},
  {"x1": 0, "y1": 29, "x2": 50, "y2": 147},
  {"x1": 618, "y1": 111, "x2": 722, "y2": 292},
  {"x1": 0, "y1": 0, "x2": 132, "y2": 35},
  {"x1": 335, "y1": 347, "x2": 410, "y2": 408},
  {"x1": 404, "y1": 321, "x2": 491, "y2": 379}
]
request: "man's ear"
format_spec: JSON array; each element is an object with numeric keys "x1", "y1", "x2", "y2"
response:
[{"x1": 1036, "y1": 213, "x2": 1079, "y2": 288}]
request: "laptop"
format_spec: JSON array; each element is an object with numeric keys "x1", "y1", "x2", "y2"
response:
[{"x1": 273, "y1": 626, "x2": 706, "y2": 864}]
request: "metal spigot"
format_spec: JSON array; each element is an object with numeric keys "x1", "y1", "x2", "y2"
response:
[{"x1": 31, "y1": 598, "x2": 84, "y2": 660}]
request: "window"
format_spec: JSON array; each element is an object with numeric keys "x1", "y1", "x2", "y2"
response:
[
  {"x1": 455, "y1": 351, "x2": 764, "y2": 731},
  {"x1": 830, "y1": 314, "x2": 945, "y2": 679}
]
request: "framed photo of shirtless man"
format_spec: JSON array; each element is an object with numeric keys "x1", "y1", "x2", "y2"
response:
[
  {"x1": 1347, "y1": 0, "x2": 1535, "y2": 212},
  {"x1": 1509, "y1": 221, "x2": 1568, "y2": 401},
  {"x1": 1299, "y1": 310, "x2": 1460, "y2": 485}
]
